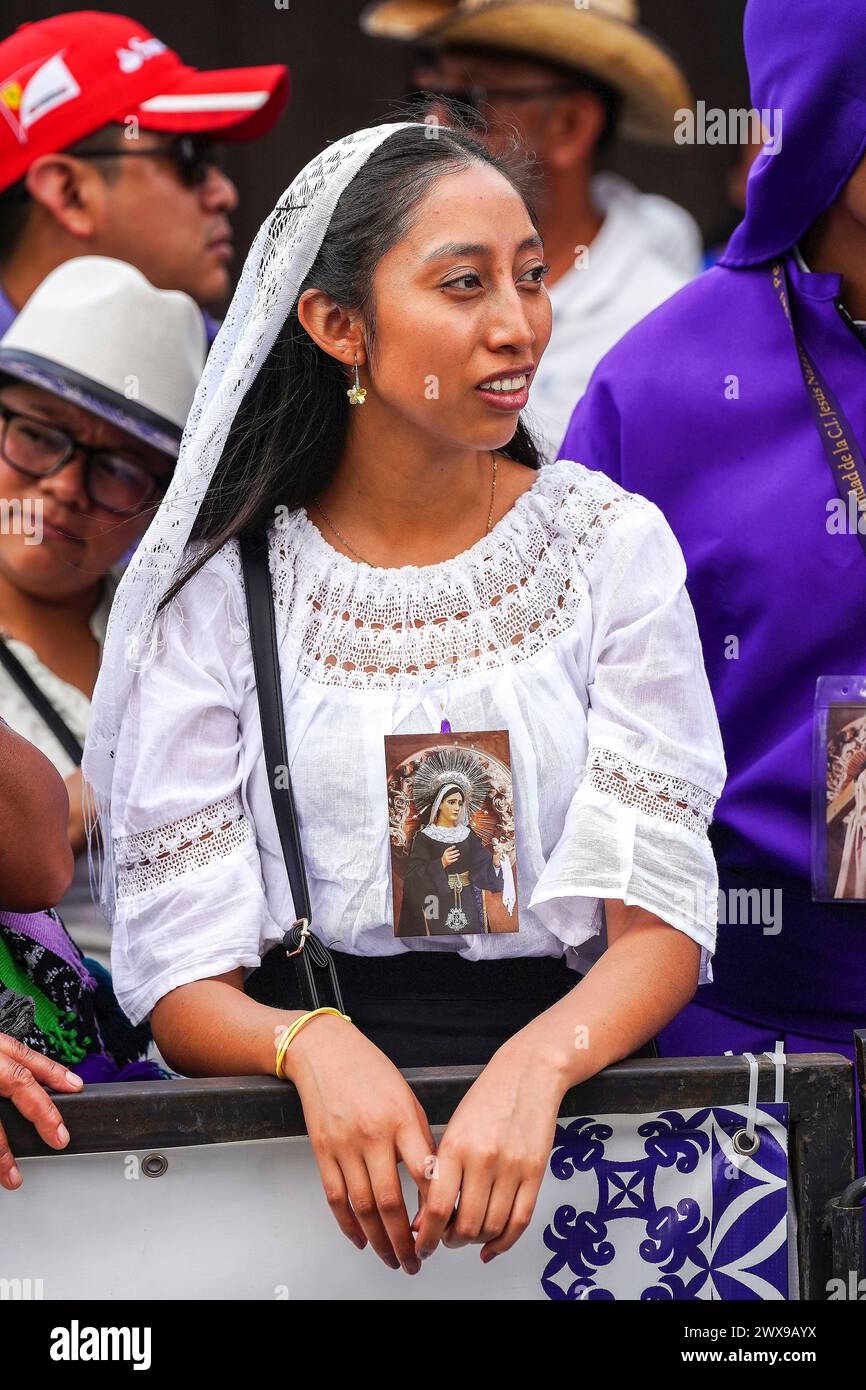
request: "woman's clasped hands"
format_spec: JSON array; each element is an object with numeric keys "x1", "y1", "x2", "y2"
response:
[{"x1": 282, "y1": 1014, "x2": 564, "y2": 1275}]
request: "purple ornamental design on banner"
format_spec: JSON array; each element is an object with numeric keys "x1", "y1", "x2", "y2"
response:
[{"x1": 541, "y1": 1104, "x2": 790, "y2": 1300}]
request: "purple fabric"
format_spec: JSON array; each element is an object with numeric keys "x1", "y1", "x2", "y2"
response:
[
  {"x1": 722, "y1": 0, "x2": 866, "y2": 267},
  {"x1": 657, "y1": 999, "x2": 864, "y2": 1177},
  {"x1": 559, "y1": 249, "x2": 866, "y2": 1037},
  {"x1": 0, "y1": 907, "x2": 95, "y2": 985},
  {"x1": 0, "y1": 285, "x2": 15, "y2": 337},
  {"x1": 70, "y1": 1052, "x2": 167, "y2": 1084},
  {"x1": 202, "y1": 308, "x2": 221, "y2": 346}
]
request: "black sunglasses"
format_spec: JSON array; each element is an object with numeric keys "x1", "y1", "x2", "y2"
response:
[
  {"x1": 72, "y1": 133, "x2": 223, "y2": 189},
  {"x1": 0, "y1": 401, "x2": 167, "y2": 516}
]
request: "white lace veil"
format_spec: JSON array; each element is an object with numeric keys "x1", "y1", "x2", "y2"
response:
[
  {"x1": 82, "y1": 120, "x2": 419, "y2": 923},
  {"x1": 427, "y1": 783, "x2": 470, "y2": 828}
]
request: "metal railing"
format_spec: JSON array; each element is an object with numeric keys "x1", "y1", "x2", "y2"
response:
[{"x1": 1, "y1": 1048, "x2": 860, "y2": 1300}]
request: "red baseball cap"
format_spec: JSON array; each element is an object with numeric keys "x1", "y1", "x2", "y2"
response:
[{"x1": 0, "y1": 10, "x2": 290, "y2": 193}]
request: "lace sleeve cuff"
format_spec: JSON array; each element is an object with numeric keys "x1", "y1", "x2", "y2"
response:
[
  {"x1": 114, "y1": 792, "x2": 256, "y2": 899},
  {"x1": 109, "y1": 792, "x2": 281, "y2": 1024},
  {"x1": 529, "y1": 746, "x2": 720, "y2": 984},
  {"x1": 585, "y1": 748, "x2": 717, "y2": 835}
]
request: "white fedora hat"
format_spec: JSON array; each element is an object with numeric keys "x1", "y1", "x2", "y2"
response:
[
  {"x1": 0, "y1": 256, "x2": 207, "y2": 457},
  {"x1": 361, "y1": 0, "x2": 693, "y2": 144}
]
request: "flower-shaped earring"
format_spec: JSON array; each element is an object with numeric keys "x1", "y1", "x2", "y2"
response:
[{"x1": 347, "y1": 353, "x2": 367, "y2": 406}]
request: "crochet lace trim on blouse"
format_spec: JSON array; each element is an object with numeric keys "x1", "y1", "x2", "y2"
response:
[
  {"x1": 115, "y1": 791, "x2": 255, "y2": 897},
  {"x1": 587, "y1": 748, "x2": 716, "y2": 834},
  {"x1": 113, "y1": 748, "x2": 717, "y2": 901},
  {"x1": 207, "y1": 462, "x2": 642, "y2": 691}
]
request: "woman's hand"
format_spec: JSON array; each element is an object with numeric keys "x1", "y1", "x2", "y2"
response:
[
  {"x1": 414, "y1": 1036, "x2": 565, "y2": 1263},
  {"x1": 0, "y1": 1034, "x2": 83, "y2": 1190},
  {"x1": 440, "y1": 845, "x2": 459, "y2": 869},
  {"x1": 282, "y1": 1015, "x2": 436, "y2": 1276}
]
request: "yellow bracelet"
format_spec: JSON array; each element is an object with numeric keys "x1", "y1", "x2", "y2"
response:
[{"x1": 274, "y1": 1007, "x2": 352, "y2": 1079}]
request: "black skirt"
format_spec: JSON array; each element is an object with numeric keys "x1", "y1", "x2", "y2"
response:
[{"x1": 247, "y1": 946, "x2": 658, "y2": 1070}]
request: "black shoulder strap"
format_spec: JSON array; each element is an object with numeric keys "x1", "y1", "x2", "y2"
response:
[
  {"x1": 239, "y1": 528, "x2": 312, "y2": 926},
  {"x1": 0, "y1": 637, "x2": 84, "y2": 765},
  {"x1": 239, "y1": 528, "x2": 346, "y2": 1016}
]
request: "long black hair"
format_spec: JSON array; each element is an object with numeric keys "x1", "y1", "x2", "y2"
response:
[{"x1": 158, "y1": 114, "x2": 545, "y2": 614}]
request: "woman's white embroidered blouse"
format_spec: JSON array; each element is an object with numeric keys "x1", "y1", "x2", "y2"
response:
[{"x1": 108, "y1": 460, "x2": 726, "y2": 1024}]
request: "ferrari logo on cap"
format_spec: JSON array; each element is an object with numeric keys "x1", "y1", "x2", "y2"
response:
[
  {"x1": 0, "y1": 52, "x2": 80, "y2": 144},
  {"x1": 1, "y1": 81, "x2": 23, "y2": 112}
]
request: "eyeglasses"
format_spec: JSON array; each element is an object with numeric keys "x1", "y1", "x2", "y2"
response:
[
  {"x1": 0, "y1": 402, "x2": 167, "y2": 516},
  {"x1": 72, "y1": 133, "x2": 223, "y2": 189},
  {"x1": 406, "y1": 82, "x2": 579, "y2": 115}
]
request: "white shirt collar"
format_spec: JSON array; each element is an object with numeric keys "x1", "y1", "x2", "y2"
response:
[
  {"x1": 421, "y1": 823, "x2": 471, "y2": 844},
  {"x1": 793, "y1": 240, "x2": 866, "y2": 328}
]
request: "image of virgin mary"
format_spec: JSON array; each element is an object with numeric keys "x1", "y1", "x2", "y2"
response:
[
  {"x1": 395, "y1": 748, "x2": 516, "y2": 937},
  {"x1": 834, "y1": 744, "x2": 866, "y2": 898},
  {"x1": 827, "y1": 716, "x2": 866, "y2": 899}
]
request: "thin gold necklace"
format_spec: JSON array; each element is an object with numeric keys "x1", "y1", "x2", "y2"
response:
[{"x1": 313, "y1": 452, "x2": 498, "y2": 566}]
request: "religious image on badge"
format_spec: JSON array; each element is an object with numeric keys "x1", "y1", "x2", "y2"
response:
[
  {"x1": 823, "y1": 698, "x2": 866, "y2": 900},
  {"x1": 384, "y1": 730, "x2": 518, "y2": 937}
]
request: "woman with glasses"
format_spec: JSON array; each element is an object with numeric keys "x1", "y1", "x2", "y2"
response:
[{"x1": 0, "y1": 255, "x2": 207, "y2": 964}]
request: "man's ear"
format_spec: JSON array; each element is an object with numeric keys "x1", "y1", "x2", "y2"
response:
[
  {"x1": 297, "y1": 288, "x2": 366, "y2": 366},
  {"x1": 24, "y1": 154, "x2": 104, "y2": 241},
  {"x1": 544, "y1": 91, "x2": 606, "y2": 172}
]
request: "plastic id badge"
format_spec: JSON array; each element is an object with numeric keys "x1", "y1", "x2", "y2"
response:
[
  {"x1": 384, "y1": 729, "x2": 519, "y2": 937},
  {"x1": 812, "y1": 675, "x2": 866, "y2": 900}
]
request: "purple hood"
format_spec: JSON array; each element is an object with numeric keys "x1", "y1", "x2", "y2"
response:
[{"x1": 721, "y1": 0, "x2": 866, "y2": 267}]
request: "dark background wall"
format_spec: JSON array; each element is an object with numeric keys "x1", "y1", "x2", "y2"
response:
[{"x1": 3, "y1": 0, "x2": 750, "y2": 305}]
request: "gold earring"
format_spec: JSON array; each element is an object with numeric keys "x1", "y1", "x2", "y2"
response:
[{"x1": 347, "y1": 353, "x2": 367, "y2": 406}]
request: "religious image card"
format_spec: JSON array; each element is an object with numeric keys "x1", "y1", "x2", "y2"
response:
[
  {"x1": 384, "y1": 729, "x2": 519, "y2": 937},
  {"x1": 813, "y1": 676, "x2": 866, "y2": 900}
]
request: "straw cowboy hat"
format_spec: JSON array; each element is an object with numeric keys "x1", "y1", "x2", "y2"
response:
[{"x1": 361, "y1": 0, "x2": 693, "y2": 143}]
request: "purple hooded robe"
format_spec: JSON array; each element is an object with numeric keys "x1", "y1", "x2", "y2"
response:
[{"x1": 559, "y1": 0, "x2": 866, "y2": 1067}]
